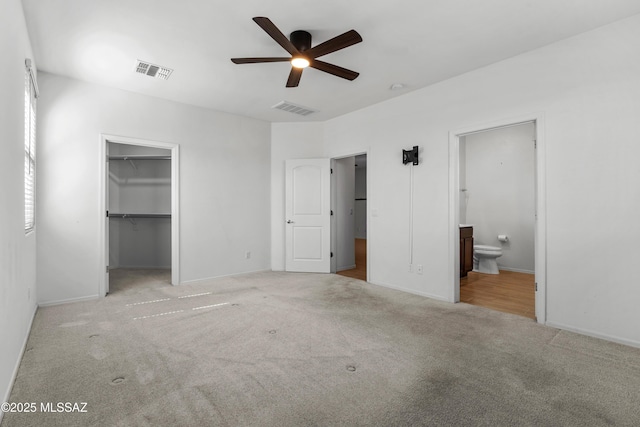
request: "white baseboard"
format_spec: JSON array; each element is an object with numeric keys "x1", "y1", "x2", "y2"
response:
[
  {"x1": 498, "y1": 266, "x2": 535, "y2": 274},
  {"x1": 1, "y1": 304, "x2": 38, "y2": 424},
  {"x1": 368, "y1": 279, "x2": 451, "y2": 303},
  {"x1": 337, "y1": 264, "x2": 356, "y2": 272},
  {"x1": 545, "y1": 320, "x2": 640, "y2": 349},
  {"x1": 110, "y1": 265, "x2": 171, "y2": 270},
  {"x1": 180, "y1": 269, "x2": 271, "y2": 286},
  {"x1": 38, "y1": 294, "x2": 100, "y2": 307}
]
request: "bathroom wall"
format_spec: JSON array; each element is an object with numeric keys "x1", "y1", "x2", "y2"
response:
[
  {"x1": 463, "y1": 123, "x2": 535, "y2": 272},
  {"x1": 335, "y1": 157, "x2": 355, "y2": 271}
]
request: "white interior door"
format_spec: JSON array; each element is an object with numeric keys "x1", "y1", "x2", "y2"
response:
[{"x1": 285, "y1": 159, "x2": 331, "y2": 273}]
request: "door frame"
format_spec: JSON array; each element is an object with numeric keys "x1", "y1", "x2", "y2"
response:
[
  {"x1": 330, "y1": 150, "x2": 370, "y2": 282},
  {"x1": 98, "y1": 134, "x2": 180, "y2": 296},
  {"x1": 448, "y1": 114, "x2": 546, "y2": 323}
]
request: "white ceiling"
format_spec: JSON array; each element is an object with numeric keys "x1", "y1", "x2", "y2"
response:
[{"x1": 21, "y1": 0, "x2": 640, "y2": 123}]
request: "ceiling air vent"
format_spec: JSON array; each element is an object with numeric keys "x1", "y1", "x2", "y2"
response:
[
  {"x1": 134, "y1": 60, "x2": 173, "y2": 80},
  {"x1": 272, "y1": 101, "x2": 317, "y2": 117}
]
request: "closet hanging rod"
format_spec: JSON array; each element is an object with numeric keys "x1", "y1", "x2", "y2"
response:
[
  {"x1": 108, "y1": 155, "x2": 171, "y2": 160},
  {"x1": 108, "y1": 213, "x2": 171, "y2": 219}
]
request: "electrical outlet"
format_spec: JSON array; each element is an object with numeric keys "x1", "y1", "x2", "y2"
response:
[
  {"x1": 416, "y1": 264, "x2": 423, "y2": 274},
  {"x1": 245, "y1": 251, "x2": 251, "y2": 259}
]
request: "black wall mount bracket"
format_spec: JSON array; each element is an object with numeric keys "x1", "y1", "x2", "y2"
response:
[{"x1": 403, "y1": 146, "x2": 419, "y2": 165}]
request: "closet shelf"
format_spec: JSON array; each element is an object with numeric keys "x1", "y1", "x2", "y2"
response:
[
  {"x1": 108, "y1": 213, "x2": 171, "y2": 219},
  {"x1": 109, "y1": 155, "x2": 171, "y2": 160}
]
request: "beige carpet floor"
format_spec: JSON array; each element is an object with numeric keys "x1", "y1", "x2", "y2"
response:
[{"x1": 2, "y1": 269, "x2": 640, "y2": 426}]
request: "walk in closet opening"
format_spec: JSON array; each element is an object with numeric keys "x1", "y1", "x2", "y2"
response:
[{"x1": 102, "y1": 138, "x2": 179, "y2": 295}]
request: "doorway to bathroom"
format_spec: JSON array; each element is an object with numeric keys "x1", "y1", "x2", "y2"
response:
[
  {"x1": 449, "y1": 116, "x2": 546, "y2": 323},
  {"x1": 333, "y1": 153, "x2": 368, "y2": 281}
]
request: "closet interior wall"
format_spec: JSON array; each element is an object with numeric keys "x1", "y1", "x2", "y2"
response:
[{"x1": 108, "y1": 143, "x2": 171, "y2": 270}]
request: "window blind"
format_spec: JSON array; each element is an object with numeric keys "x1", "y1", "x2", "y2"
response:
[{"x1": 25, "y1": 59, "x2": 38, "y2": 233}]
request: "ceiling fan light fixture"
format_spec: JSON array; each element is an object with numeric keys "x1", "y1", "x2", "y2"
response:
[
  {"x1": 291, "y1": 57, "x2": 310, "y2": 69},
  {"x1": 231, "y1": 17, "x2": 362, "y2": 87}
]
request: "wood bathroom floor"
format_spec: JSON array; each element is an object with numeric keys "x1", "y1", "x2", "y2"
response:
[
  {"x1": 337, "y1": 238, "x2": 367, "y2": 281},
  {"x1": 460, "y1": 270, "x2": 535, "y2": 319}
]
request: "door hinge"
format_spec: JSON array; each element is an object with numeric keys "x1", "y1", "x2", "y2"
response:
[
  {"x1": 331, "y1": 252, "x2": 334, "y2": 258},
  {"x1": 534, "y1": 139, "x2": 537, "y2": 149},
  {"x1": 106, "y1": 266, "x2": 110, "y2": 273},
  {"x1": 106, "y1": 210, "x2": 109, "y2": 217},
  {"x1": 331, "y1": 210, "x2": 334, "y2": 216},
  {"x1": 535, "y1": 282, "x2": 538, "y2": 291},
  {"x1": 331, "y1": 168, "x2": 333, "y2": 174}
]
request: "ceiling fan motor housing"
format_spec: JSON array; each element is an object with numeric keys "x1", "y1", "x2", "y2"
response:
[{"x1": 290, "y1": 30, "x2": 312, "y2": 52}]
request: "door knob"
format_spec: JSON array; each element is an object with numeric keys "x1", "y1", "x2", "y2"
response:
[{"x1": 287, "y1": 220, "x2": 294, "y2": 224}]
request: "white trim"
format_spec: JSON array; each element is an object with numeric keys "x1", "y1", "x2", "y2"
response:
[
  {"x1": 337, "y1": 264, "x2": 357, "y2": 272},
  {"x1": 546, "y1": 321, "x2": 640, "y2": 350},
  {"x1": 497, "y1": 266, "x2": 535, "y2": 274},
  {"x1": 369, "y1": 279, "x2": 450, "y2": 302},
  {"x1": 449, "y1": 113, "x2": 547, "y2": 324},
  {"x1": 330, "y1": 159, "x2": 337, "y2": 274},
  {"x1": 38, "y1": 295, "x2": 100, "y2": 307},
  {"x1": 1, "y1": 304, "x2": 37, "y2": 424},
  {"x1": 449, "y1": 131, "x2": 461, "y2": 303},
  {"x1": 24, "y1": 58, "x2": 39, "y2": 98},
  {"x1": 107, "y1": 265, "x2": 172, "y2": 270},
  {"x1": 99, "y1": 134, "x2": 180, "y2": 298},
  {"x1": 533, "y1": 115, "x2": 547, "y2": 324},
  {"x1": 180, "y1": 269, "x2": 271, "y2": 286}
]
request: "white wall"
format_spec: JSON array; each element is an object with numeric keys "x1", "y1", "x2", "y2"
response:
[
  {"x1": 273, "y1": 14, "x2": 640, "y2": 346},
  {"x1": 270, "y1": 123, "x2": 324, "y2": 271},
  {"x1": 36, "y1": 73, "x2": 271, "y2": 303},
  {"x1": 463, "y1": 123, "x2": 535, "y2": 272},
  {"x1": 335, "y1": 157, "x2": 355, "y2": 271},
  {"x1": 0, "y1": 0, "x2": 38, "y2": 415}
]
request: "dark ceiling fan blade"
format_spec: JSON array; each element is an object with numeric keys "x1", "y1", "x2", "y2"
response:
[
  {"x1": 286, "y1": 67, "x2": 303, "y2": 87},
  {"x1": 310, "y1": 60, "x2": 359, "y2": 81},
  {"x1": 306, "y1": 30, "x2": 362, "y2": 59},
  {"x1": 253, "y1": 17, "x2": 300, "y2": 56},
  {"x1": 231, "y1": 57, "x2": 291, "y2": 64}
]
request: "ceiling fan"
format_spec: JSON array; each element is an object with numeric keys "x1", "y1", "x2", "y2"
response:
[{"x1": 231, "y1": 17, "x2": 362, "y2": 88}]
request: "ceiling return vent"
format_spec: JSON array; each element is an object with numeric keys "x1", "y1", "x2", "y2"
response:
[
  {"x1": 271, "y1": 101, "x2": 317, "y2": 116},
  {"x1": 134, "y1": 60, "x2": 173, "y2": 80}
]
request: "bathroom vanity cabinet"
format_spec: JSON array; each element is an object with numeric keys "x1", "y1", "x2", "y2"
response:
[{"x1": 460, "y1": 226, "x2": 474, "y2": 277}]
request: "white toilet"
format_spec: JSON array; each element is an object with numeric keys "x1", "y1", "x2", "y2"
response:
[{"x1": 473, "y1": 245, "x2": 503, "y2": 274}]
